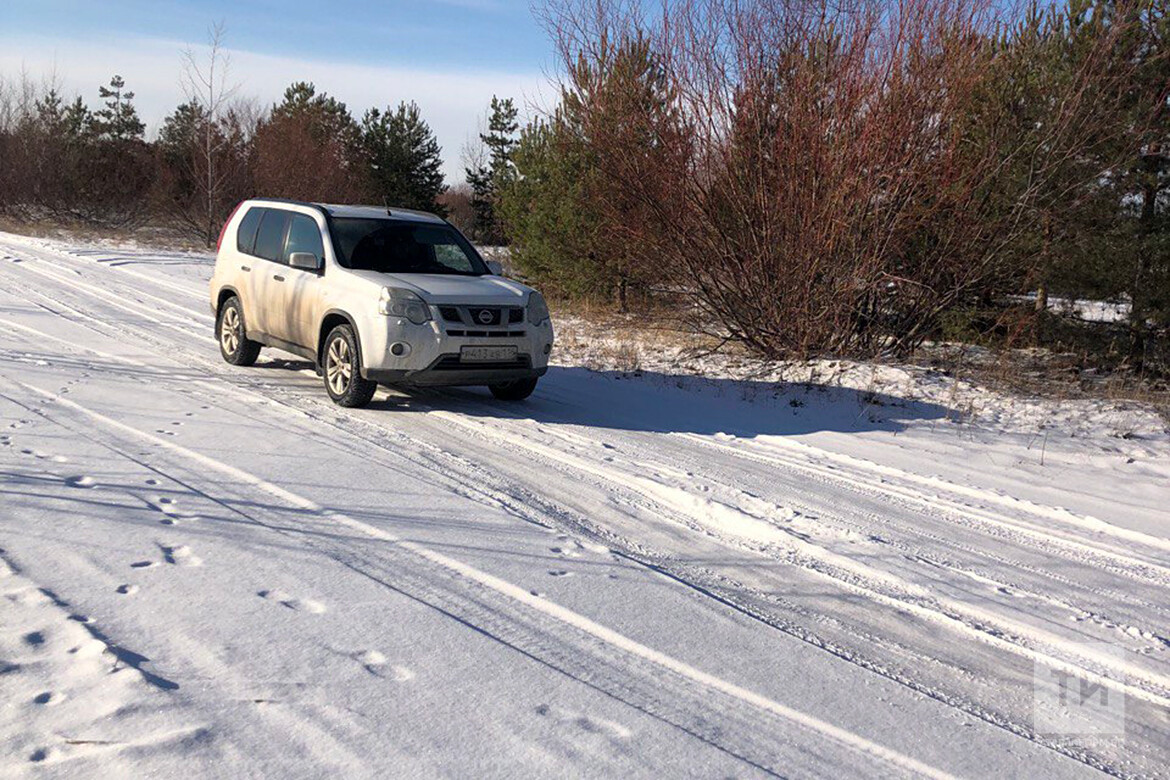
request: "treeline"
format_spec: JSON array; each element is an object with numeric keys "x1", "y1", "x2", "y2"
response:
[
  {"x1": 493, "y1": 0, "x2": 1168, "y2": 367},
  {"x1": 1, "y1": 3, "x2": 1166, "y2": 370},
  {"x1": 0, "y1": 74, "x2": 466, "y2": 244}
]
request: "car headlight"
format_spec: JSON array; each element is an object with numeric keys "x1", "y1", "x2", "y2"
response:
[
  {"x1": 527, "y1": 291, "x2": 550, "y2": 325},
  {"x1": 379, "y1": 287, "x2": 431, "y2": 325}
]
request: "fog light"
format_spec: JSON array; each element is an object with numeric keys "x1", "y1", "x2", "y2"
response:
[
  {"x1": 390, "y1": 342, "x2": 411, "y2": 357},
  {"x1": 543, "y1": 343, "x2": 552, "y2": 355}
]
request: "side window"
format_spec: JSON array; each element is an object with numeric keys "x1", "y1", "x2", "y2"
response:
[
  {"x1": 254, "y1": 209, "x2": 290, "y2": 263},
  {"x1": 284, "y1": 213, "x2": 325, "y2": 264},
  {"x1": 235, "y1": 207, "x2": 264, "y2": 255}
]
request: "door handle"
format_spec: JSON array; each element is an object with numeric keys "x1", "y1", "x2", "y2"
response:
[
  {"x1": 241, "y1": 265, "x2": 251, "y2": 272},
  {"x1": 273, "y1": 275, "x2": 285, "y2": 282}
]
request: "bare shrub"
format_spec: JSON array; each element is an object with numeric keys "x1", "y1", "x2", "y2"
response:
[{"x1": 542, "y1": 0, "x2": 1151, "y2": 360}]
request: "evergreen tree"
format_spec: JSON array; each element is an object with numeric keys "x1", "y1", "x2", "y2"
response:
[
  {"x1": 499, "y1": 35, "x2": 675, "y2": 308},
  {"x1": 466, "y1": 96, "x2": 519, "y2": 243},
  {"x1": 361, "y1": 101, "x2": 446, "y2": 213},
  {"x1": 252, "y1": 82, "x2": 365, "y2": 202},
  {"x1": 498, "y1": 112, "x2": 601, "y2": 297},
  {"x1": 92, "y1": 75, "x2": 144, "y2": 141}
]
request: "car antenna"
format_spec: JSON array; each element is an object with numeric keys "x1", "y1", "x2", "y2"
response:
[{"x1": 383, "y1": 196, "x2": 392, "y2": 216}]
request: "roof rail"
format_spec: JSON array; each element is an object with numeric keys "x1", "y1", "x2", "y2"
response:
[{"x1": 247, "y1": 197, "x2": 331, "y2": 218}]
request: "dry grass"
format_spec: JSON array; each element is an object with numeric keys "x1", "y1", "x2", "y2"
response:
[
  {"x1": 923, "y1": 342, "x2": 1170, "y2": 421},
  {"x1": 0, "y1": 215, "x2": 210, "y2": 252}
]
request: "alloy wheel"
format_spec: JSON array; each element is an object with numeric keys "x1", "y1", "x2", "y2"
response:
[
  {"x1": 326, "y1": 337, "x2": 353, "y2": 396},
  {"x1": 220, "y1": 306, "x2": 240, "y2": 354}
]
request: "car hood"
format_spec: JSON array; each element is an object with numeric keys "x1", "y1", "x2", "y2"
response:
[{"x1": 344, "y1": 270, "x2": 533, "y2": 304}]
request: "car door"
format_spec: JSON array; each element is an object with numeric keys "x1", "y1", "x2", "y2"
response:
[
  {"x1": 231, "y1": 206, "x2": 267, "y2": 335},
  {"x1": 272, "y1": 212, "x2": 327, "y2": 350},
  {"x1": 249, "y1": 208, "x2": 292, "y2": 339}
]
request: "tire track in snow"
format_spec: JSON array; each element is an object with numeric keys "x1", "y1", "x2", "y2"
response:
[
  {"x1": 683, "y1": 433, "x2": 1170, "y2": 574},
  {"x1": 418, "y1": 406, "x2": 1170, "y2": 705},
  {"x1": 0, "y1": 313, "x2": 1141, "y2": 780},
  {"x1": 488, "y1": 405, "x2": 1170, "y2": 640},
  {"x1": 15, "y1": 236, "x2": 1167, "y2": 587},
  {"x1": 0, "y1": 235, "x2": 1160, "y2": 776},
  {"x1": 4, "y1": 377, "x2": 957, "y2": 780}
]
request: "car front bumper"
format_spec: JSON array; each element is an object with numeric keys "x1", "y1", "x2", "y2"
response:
[
  {"x1": 358, "y1": 313, "x2": 553, "y2": 388},
  {"x1": 366, "y1": 356, "x2": 547, "y2": 387}
]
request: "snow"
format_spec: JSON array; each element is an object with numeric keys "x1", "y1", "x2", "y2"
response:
[
  {"x1": 1, "y1": 230, "x2": 1168, "y2": 778},
  {"x1": 1013, "y1": 293, "x2": 1133, "y2": 323}
]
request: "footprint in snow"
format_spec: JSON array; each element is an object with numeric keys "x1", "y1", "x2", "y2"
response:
[
  {"x1": 155, "y1": 498, "x2": 195, "y2": 525},
  {"x1": 353, "y1": 650, "x2": 414, "y2": 681},
  {"x1": 29, "y1": 747, "x2": 55, "y2": 763},
  {"x1": 162, "y1": 545, "x2": 202, "y2": 567},
  {"x1": 548, "y1": 570, "x2": 573, "y2": 578},
  {"x1": 65, "y1": 476, "x2": 95, "y2": 489},
  {"x1": 144, "y1": 478, "x2": 159, "y2": 486},
  {"x1": 33, "y1": 691, "x2": 64, "y2": 706},
  {"x1": 535, "y1": 703, "x2": 632, "y2": 741},
  {"x1": 116, "y1": 584, "x2": 139, "y2": 595},
  {"x1": 130, "y1": 561, "x2": 158, "y2": 569},
  {"x1": 258, "y1": 590, "x2": 325, "y2": 614}
]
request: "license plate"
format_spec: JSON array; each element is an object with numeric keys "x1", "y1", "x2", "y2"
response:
[{"x1": 460, "y1": 345, "x2": 518, "y2": 363}]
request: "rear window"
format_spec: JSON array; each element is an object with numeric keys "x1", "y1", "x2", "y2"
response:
[
  {"x1": 236, "y1": 207, "x2": 264, "y2": 254},
  {"x1": 254, "y1": 209, "x2": 290, "y2": 263}
]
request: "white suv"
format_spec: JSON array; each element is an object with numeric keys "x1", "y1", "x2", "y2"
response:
[{"x1": 209, "y1": 199, "x2": 553, "y2": 407}]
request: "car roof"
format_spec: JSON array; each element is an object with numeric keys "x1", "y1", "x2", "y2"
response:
[{"x1": 246, "y1": 198, "x2": 446, "y2": 225}]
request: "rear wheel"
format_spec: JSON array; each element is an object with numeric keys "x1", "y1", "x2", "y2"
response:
[
  {"x1": 322, "y1": 324, "x2": 377, "y2": 408},
  {"x1": 489, "y1": 377, "x2": 538, "y2": 401},
  {"x1": 217, "y1": 297, "x2": 261, "y2": 366}
]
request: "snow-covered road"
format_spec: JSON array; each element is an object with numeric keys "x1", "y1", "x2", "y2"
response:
[{"x1": 1, "y1": 231, "x2": 1167, "y2": 778}]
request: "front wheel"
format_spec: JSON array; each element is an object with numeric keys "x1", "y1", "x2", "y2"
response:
[
  {"x1": 489, "y1": 377, "x2": 538, "y2": 401},
  {"x1": 322, "y1": 325, "x2": 378, "y2": 408}
]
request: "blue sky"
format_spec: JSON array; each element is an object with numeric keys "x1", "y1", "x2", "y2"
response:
[
  {"x1": 1, "y1": 0, "x2": 549, "y2": 72},
  {"x1": 0, "y1": 0, "x2": 556, "y2": 182}
]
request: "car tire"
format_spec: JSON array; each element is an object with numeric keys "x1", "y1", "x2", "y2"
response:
[
  {"x1": 488, "y1": 377, "x2": 538, "y2": 401},
  {"x1": 217, "y1": 296, "x2": 261, "y2": 366},
  {"x1": 322, "y1": 324, "x2": 377, "y2": 408}
]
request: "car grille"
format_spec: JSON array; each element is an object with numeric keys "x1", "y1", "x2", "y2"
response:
[
  {"x1": 438, "y1": 305, "x2": 523, "y2": 327},
  {"x1": 445, "y1": 330, "x2": 526, "y2": 338}
]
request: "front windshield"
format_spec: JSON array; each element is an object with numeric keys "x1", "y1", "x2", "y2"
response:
[{"x1": 330, "y1": 218, "x2": 486, "y2": 275}]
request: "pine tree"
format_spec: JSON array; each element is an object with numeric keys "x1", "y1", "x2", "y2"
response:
[
  {"x1": 92, "y1": 75, "x2": 144, "y2": 141},
  {"x1": 252, "y1": 82, "x2": 365, "y2": 202},
  {"x1": 466, "y1": 96, "x2": 519, "y2": 243},
  {"x1": 361, "y1": 101, "x2": 446, "y2": 213},
  {"x1": 498, "y1": 111, "x2": 601, "y2": 297}
]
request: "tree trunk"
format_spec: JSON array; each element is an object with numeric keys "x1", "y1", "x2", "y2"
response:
[
  {"x1": 1035, "y1": 213, "x2": 1051, "y2": 315},
  {"x1": 1128, "y1": 178, "x2": 1157, "y2": 366},
  {"x1": 1034, "y1": 282, "x2": 1048, "y2": 314}
]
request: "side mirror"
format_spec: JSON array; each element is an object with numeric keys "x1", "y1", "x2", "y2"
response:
[
  {"x1": 289, "y1": 252, "x2": 323, "y2": 273},
  {"x1": 486, "y1": 260, "x2": 503, "y2": 276}
]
